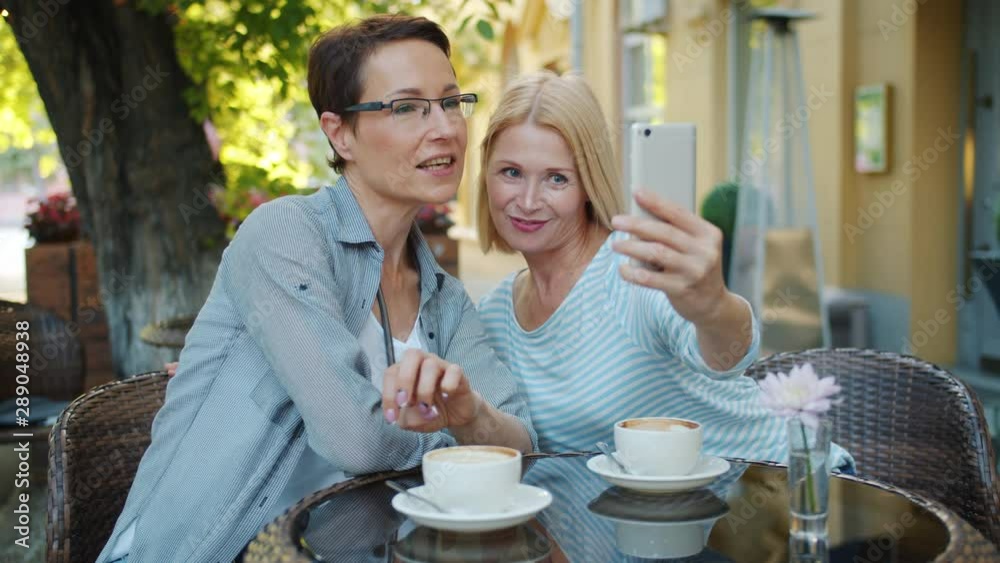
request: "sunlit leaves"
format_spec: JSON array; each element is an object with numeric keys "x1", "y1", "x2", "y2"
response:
[
  {"x1": 2, "y1": 0, "x2": 506, "y2": 227},
  {"x1": 476, "y1": 19, "x2": 494, "y2": 40},
  {"x1": 0, "y1": 23, "x2": 60, "y2": 177}
]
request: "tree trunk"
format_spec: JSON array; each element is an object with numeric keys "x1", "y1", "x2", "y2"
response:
[{"x1": 4, "y1": 1, "x2": 226, "y2": 377}]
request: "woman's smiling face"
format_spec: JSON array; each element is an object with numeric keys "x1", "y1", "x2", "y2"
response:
[{"x1": 485, "y1": 122, "x2": 591, "y2": 257}]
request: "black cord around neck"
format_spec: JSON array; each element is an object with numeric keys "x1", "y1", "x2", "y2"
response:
[{"x1": 376, "y1": 286, "x2": 395, "y2": 366}]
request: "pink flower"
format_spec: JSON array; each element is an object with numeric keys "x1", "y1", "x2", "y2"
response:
[
  {"x1": 247, "y1": 189, "x2": 268, "y2": 209},
  {"x1": 203, "y1": 119, "x2": 222, "y2": 161},
  {"x1": 758, "y1": 363, "x2": 841, "y2": 428}
]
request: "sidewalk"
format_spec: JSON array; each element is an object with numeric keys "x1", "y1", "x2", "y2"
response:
[
  {"x1": 0, "y1": 226, "x2": 28, "y2": 303},
  {"x1": 457, "y1": 237, "x2": 526, "y2": 303}
]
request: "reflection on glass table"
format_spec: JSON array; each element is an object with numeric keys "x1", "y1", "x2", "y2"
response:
[{"x1": 289, "y1": 455, "x2": 970, "y2": 562}]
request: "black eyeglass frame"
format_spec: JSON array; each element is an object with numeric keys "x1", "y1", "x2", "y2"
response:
[{"x1": 342, "y1": 93, "x2": 479, "y2": 117}]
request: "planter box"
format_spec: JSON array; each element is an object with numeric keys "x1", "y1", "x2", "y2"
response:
[
  {"x1": 25, "y1": 240, "x2": 114, "y2": 389},
  {"x1": 424, "y1": 233, "x2": 459, "y2": 278}
]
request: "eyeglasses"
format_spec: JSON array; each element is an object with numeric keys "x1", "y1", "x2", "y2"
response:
[{"x1": 343, "y1": 93, "x2": 478, "y2": 123}]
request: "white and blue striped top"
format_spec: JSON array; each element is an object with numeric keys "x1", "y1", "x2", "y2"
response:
[{"x1": 479, "y1": 231, "x2": 853, "y2": 469}]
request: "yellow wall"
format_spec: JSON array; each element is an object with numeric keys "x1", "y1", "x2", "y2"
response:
[
  {"x1": 580, "y1": 0, "x2": 620, "y2": 127},
  {"x1": 794, "y1": 0, "x2": 962, "y2": 363},
  {"x1": 909, "y1": 0, "x2": 962, "y2": 362},
  {"x1": 664, "y1": 0, "x2": 731, "y2": 203},
  {"x1": 848, "y1": 0, "x2": 916, "y2": 298},
  {"x1": 798, "y1": 0, "x2": 850, "y2": 288},
  {"x1": 517, "y1": 0, "x2": 572, "y2": 73}
]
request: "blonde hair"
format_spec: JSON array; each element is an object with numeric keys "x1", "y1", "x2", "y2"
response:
[{"x1": 476, "y1": 71, "x2": 624, "y2": 254}]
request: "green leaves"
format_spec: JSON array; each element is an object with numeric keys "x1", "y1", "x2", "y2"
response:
[
  {"x1": 2, "y1": 0, "x2": 508, "y2": 233},
  {"x1": 476, "y1": 19, "x2": 494, "y2": 40},
  {"x1": 0, "y1": 24, "x2": 59, "y2": 176}
]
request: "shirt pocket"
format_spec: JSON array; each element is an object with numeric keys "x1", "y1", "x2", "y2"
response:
[{"x1": 249, "y1": 369, "x2": 297, "y2": 427}]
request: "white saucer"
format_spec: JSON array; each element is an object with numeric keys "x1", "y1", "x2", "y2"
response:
[
  {"x1": 586, "y1": 454, "x2": 731, "y2": 493},
  {"x1": 391, "y1": 483, "x2": 553, "y2": 533}
]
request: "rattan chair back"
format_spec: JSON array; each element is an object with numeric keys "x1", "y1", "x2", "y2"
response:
[
  {"x1": 746, "y1": 348, "x2": 1000, "y2": 547},
  {"x1": 46, "y1": 371, "x2": 168, "y2": 563}
]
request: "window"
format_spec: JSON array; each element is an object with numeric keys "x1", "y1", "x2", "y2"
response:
[{"x1": 620, "y1": 0, "x2": 669, "y2": 192}]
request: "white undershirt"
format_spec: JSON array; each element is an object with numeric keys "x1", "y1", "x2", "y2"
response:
[{"x1": 104, "y1": 311, "x2": 425, "y2": 561}]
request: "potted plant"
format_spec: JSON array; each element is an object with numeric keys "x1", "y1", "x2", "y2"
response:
[
  {"x1": 415, "y1": 203, "x2": 459, "y2": 277},
  {"x1": 24, "y1": 192, "x2": 113, "y2": 387},
  {"x1": 24, "y1": 193, "x2": 93, "y2": 322},
  {"x1": 700, "y1": 182, "x2": 740, "y2": 284},
  {"x1": 25, "y1": 192, "x2": 81, "y2": 243}
]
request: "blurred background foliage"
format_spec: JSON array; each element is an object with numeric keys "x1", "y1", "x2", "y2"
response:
[{"x1": 0, "y1": 0, "x2": 506, "y2": 236}]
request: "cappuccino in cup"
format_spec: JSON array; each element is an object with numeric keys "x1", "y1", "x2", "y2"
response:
[
  {"x1": 614, "y1": 417, "x2": 703, "y2": 477},
  {"x1": 427, "y1": 448, "x2": 516, "y2": 464},
  {"x1": 422, "y1": 446, "x2": 521, "y2": 513}
]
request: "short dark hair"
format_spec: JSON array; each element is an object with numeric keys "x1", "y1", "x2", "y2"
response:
[{"x1": 307, "y1": 15, "x2": 451, "y2": 173}]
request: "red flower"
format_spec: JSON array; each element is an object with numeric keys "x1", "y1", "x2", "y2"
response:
[{"x1": 25, "y1": 192, "x2": 82, "y2": 243}]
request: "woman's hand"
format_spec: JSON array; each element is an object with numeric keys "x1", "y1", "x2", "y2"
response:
[
  {"x1": 381, "y1": 349, "x2": 482, "y2": 432},
  {"x1": 165, "y1": 362, "x2": 179, "y2": 377},
  {"x1": 610, "y1": 190, "x2": 728, "y2": 326}
]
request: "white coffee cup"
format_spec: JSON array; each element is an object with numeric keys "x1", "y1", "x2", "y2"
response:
[
  {"x1": 589, "y1": 487, "x2": 727, "y2": 559},
  {"x1": 614, "y1": 521, "x2": 710, "y2": 559},
  {"x1": 613, "y1": 417, "x2": 703, "y2": 476},
  {"x1": 422, "y1": 445, "x2": 522, "y2": 514}
]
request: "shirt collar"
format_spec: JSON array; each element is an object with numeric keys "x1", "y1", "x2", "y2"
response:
[
  {"x1": 326, "y1": 176, "x2": 378, "y2": 245},
  {"x1": 324, "y1": 176, "x2": 446, "y2": 293}
]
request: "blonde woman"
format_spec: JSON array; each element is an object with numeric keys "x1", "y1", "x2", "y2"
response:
[{"x1": 475, "y1": 71, "x2": 853, "y2": 471}]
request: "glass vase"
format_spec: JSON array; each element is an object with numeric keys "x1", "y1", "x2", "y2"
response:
[{"x1": 787, "y1": 417, "x2": 832, "y2": 562}]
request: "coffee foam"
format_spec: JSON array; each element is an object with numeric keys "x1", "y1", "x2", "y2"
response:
[
  {"x1": 427, "y1": 447, "x2": 517, "y2": 464},
  {"x1": 620, "y1": 418, "x2": 699, "y2": 432}
]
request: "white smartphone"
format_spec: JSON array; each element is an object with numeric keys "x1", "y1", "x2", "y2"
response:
[
  {"x1": 628, "y1": 122, "x2": 696, "y2": 218},
  {"x1": 627, "y1": 123, "x2": 696, "y2": 270}
]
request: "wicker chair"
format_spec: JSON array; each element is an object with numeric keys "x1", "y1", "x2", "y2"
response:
[
  {"x1": 0, "y1": 299, "x2": 84, "y2": 402},
  {"x1": 746, "y1": 348, "x2": 1000, "y2": 547},
  {"x1": 46, "y1": 371, "x2": 169, "y2": 563}
]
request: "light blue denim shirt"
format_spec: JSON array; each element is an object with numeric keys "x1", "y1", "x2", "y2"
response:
[{"x1": 97, "y1": 177, "x2": 537, "y2": 563}]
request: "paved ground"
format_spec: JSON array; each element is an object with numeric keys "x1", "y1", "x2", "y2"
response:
[
  {"x1": 0, "y1": 482, "x2": 45, "y2": 562},
  {"x1": 0, "y1": 226, "x2": 29, "y2": 303},
  {"x1": 1, "y1": 190, "x2": 31, "y2": 303},
  {"x1": 456, "y1": 235, "x2": 526, "y2": 303}
]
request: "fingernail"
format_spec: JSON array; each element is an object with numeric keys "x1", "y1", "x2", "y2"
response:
[
  {"x1": 441, "y1": 392, "x2": 450, "y2": 401},
  {"x1": 385, "y1": 408, "x2": 397, "y2": 423},
  {"x1": 611, "y1": 215, "x2": 626, "y2": 228},
  {"x1": 417, "y1": 402, "x2": 430, "y2": 415},
  {"x1": 396, "y1": 390, "x2": 408, "y2": 408},
  {"x1": 423, "y1": 406, "x2": 439, "y2": 420}
]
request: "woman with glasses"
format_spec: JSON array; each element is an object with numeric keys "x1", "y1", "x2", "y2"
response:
[{"x1": 99, "y1": 15, "x2": 534, "y2": 563}]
